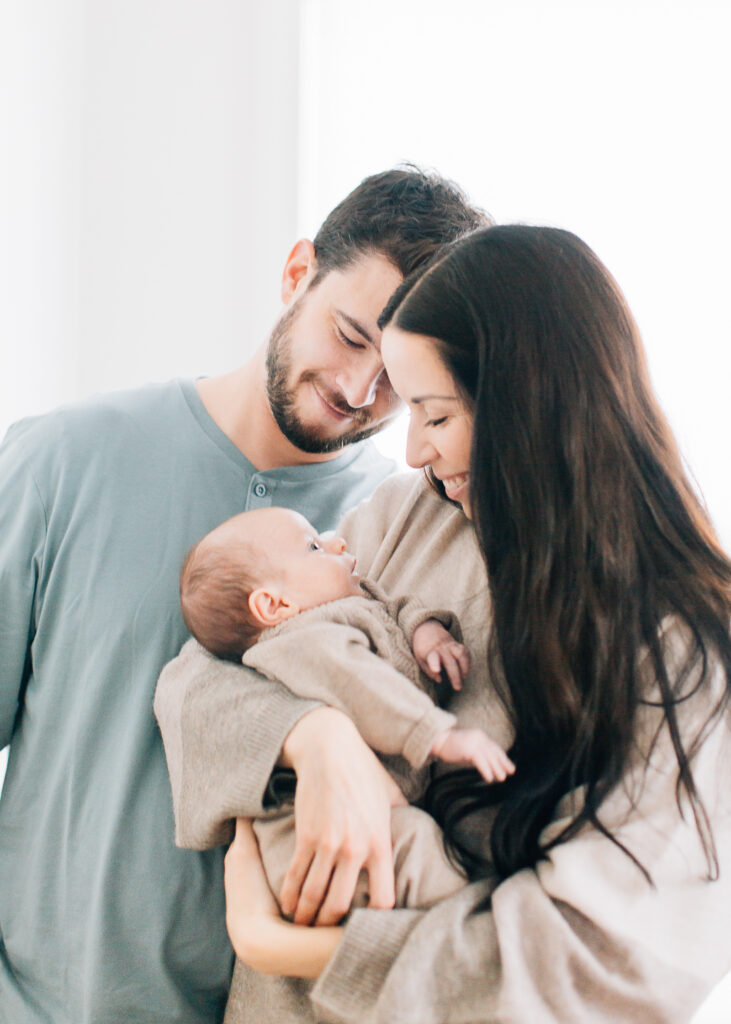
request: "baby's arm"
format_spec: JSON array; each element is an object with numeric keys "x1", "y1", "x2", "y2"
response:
[
  {"x1": 243, "y1": 620, "x2": 457, "y2": 772},
  {"x1": 363, "y1": 582, "x2": 471, "y2": 691}
]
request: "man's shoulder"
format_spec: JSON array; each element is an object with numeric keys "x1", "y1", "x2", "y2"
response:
[
  {"x1": 4, "y1": 380, "x2": 186, "y2": 458},
  {"x1": 1, "y1": 380, "x2": 192, "y2": 500}
]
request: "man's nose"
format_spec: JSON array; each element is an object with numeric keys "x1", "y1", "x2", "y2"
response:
[{"x1": 335, "y1": 362, "x2": 385, "y2": 410}]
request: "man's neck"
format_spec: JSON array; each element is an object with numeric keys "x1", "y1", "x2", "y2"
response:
[{"x1": 196, "y1": 352, "x2": 345, "y2": 472}]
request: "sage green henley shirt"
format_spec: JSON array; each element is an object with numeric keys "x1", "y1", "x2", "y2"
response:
[{"x1": 0, "y1": 378, "x2": 395, "y2": 1024}]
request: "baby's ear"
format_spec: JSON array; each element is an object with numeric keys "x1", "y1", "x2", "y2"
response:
[{"x1": 248, "y1": 588, "x2": 298, "y2": 628}]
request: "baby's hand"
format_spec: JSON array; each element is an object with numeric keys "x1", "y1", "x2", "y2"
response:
[
  {"x1": 412, "y1": 619, "x2": 471, "y2": 690},
  {"x1": 430, "y1": 727, "x2": 515, "y2": 784}
]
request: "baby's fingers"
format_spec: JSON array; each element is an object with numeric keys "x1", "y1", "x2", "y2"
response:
[
  {"x1": 483, "y1": 748, "x2": 516, "y2": 784},
  {"x1": 425, "y1": 650, "x2": 444, "y2": 681},
  {"x1": 437, "y1": 648, "x2": 464, "y2": 691},
  {"x1": 453, "y1": 643, "x2": 470, "y2": 682}
]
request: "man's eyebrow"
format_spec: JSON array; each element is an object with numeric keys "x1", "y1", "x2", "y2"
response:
[{"x1": 336, "y1": 310, "x2": 375, "y2": 346}]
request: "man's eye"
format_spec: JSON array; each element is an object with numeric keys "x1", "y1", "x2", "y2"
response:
[{"x1": 337, "y1": 327, "x2": 366, "y2": 351}]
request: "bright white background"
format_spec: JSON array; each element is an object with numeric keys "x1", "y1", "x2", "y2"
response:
[
  {"x1": 1, "y1": 2, "x2": 730, "y2": 1018},
  {"x1": 299, "y1": 0, "x2": 731, "y2": 554}
]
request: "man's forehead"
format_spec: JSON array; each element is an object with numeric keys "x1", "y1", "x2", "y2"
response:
[{"x1": 326, "y1": 253, "x2": 403, "y2": 347}]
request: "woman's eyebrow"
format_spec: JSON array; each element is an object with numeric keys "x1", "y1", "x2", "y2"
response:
[{"x1": 412, "y1": 394, "x2": 459, "y2": 404}]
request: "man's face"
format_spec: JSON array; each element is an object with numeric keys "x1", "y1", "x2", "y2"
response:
[{"x1": 265, "y1": 252, "x2": 404, "y2": 454}]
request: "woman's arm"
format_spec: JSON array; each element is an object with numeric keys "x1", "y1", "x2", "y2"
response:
[
  {"x1": 224, "y1": 818, "x2": 343, "y2": 978},
  {"x1": 155, "y1": 648, "x2": 402, "y2": 919},
  {"x1": 153, "y1": 638, "x2": 322, "y2": 846}
]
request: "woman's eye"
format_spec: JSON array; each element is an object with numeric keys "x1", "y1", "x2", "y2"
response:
[
  {"x1": 426, "y1": 416, "x2": 448, "y2": 428},
  {"x1": 337, "y1": 327, "x2": 366, "y2": 351}
]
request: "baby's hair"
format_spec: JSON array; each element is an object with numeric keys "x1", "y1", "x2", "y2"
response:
[{"x1": 180, "y1": 534, "x2": 264, "y2": 662}]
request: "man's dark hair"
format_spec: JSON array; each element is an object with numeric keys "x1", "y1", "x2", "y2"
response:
[{"x1": 311, "y1": 165, "x2": 492, "y2": 283}]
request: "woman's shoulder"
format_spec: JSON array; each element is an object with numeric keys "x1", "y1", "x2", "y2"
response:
[
  {"x1": 340, "y1": 470, "x2": 455, "y2": 540},
  {"x1": 354, "y1": 469, "x2": 435, "y2": 513}
]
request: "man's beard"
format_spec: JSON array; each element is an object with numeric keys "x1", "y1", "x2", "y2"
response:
[{"x1": 265, "y1": 304, "x2": 384, "y2": 455}]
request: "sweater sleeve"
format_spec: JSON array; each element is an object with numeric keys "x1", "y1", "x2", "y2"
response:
[
  {"x1": 310, "y1": 640, "x2": 731, "y2": 1023},
  {"x1": 152, "y1": 479, "x2": 421, "y2": 851},
  {"x1": 0, "y1": 423, "x2": 47, "y2": 749},
  {"x1": 243, "y1": 621, "x2": 456, "y2": 770},
  {"x1": 154, "y1": 638, "x2": 321, "y2": 848}
]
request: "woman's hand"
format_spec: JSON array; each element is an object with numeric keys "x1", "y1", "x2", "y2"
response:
[
  {"x1": 224, "y1": 818, "x2": 342, "y2": 979},
  {"x1": 280, "y1": 706, "x2": 406, "y2": 926}
]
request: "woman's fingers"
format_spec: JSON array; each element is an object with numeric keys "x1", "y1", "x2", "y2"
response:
[
  {"x1": 363, "y1": 845, "x2": 397, "y2": 910},
  {"x1": 292, "y1": 848, "x2": 337, "y2": 925},
  {"x1": 314, "y1": 858, "x2": 364, "y2": 926},
  {"x1": 280, "y1": 844, "x2": 316, "y2": 918}
]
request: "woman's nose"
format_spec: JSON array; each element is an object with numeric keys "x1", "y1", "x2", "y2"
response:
[{"x1": 405, "y1": 422, "x2": 436, "y2": 469}]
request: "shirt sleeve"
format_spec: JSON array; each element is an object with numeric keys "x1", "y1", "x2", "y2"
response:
[
  {"x1": 154, "y1": 638, "x2": 321, "y2": 849},
  {"x1": 0, "y1": 423, "x2": 47, "y2": 749},
  {"x1": 310, "y1": 636, "x2": 731, "y2": 1023}
]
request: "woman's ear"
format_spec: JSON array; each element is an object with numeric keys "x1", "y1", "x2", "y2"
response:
[
  {"x1": 248, "y1": 587, "x2": 299, "y2": 628},
  {"x1": 281, "y1": 239, "x2": 316, "y2": 303}
]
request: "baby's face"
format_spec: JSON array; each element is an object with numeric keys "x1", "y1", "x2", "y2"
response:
[{"x1": 244, "y1": 507, "x2": 362, "y2": 612}]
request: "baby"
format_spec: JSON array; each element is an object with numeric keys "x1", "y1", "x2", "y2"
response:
[{"x1": 176, "y1": 506, "x2": 514, "y2": 912}]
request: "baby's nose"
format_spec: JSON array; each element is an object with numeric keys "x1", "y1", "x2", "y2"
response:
[{"x1": 328, "y1": 536, "x2": 347, "y2": 555}]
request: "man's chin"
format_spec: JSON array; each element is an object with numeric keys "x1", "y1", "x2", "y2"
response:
[{"x1": 284, "y1": 419, "x2": 383, "y2": 455}]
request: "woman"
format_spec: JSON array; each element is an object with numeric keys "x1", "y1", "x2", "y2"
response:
[{"x1": 223, "y1": 225, "x2": 731, "y2": 1022}]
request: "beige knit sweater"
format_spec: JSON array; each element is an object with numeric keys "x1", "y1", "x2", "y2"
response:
[
  {"x1": 246, "y1": 581, "x2": 468, "y2": 914},
  {"x1": 155, "y1": 472, "x2": 731, "y2": 1024},
  {"x1": 243, "y1": 580, "x2": 459, "y2": 801}
]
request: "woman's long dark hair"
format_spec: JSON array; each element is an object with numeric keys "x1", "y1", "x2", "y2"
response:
[{"x1": 381, "y1": 225, "x2": 731, "y2": 882}]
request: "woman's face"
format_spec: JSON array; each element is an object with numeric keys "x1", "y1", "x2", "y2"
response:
[{"x1": 381, "y1": 325, "x2": 474, "y2": 517}]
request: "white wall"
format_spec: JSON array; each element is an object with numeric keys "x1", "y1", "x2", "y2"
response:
[
  {"x1": 1, "y1": 0, "x2": 300, "y2": 437},
  {"x1": 298, "y1": 0, "x2": 731, "y2": 551}
]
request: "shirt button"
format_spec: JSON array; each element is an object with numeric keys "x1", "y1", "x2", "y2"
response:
[{"x1": 254, "y1": 482, "x2": 267, "y2": 498}]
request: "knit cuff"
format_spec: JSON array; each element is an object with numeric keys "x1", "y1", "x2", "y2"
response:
[
  {"x1": 400, "y1": 606, "x2": 462, "y2": 646},
  {"x1": 402, "y1": 706, "x2": 457, "y2": 769},
  {"x1": 310, "y1": 907, "x2": 422, "y2": 1023}
]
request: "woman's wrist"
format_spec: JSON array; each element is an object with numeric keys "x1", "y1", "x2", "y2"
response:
[{"x1": 281, "y1": 706, "x2": 357, "y2": 769}]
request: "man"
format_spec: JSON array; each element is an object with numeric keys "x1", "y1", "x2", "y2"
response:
[{"x1": 0, "y1": 167, "x2": 489, "y2": 1024}]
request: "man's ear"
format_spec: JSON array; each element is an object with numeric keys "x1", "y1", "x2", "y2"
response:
[
  {"x1": 281, "y1": 239, "x2": 316, "y2": 303},
  {"x1": 248, "y1": 587, "x2": 299, "y2": 628}
]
